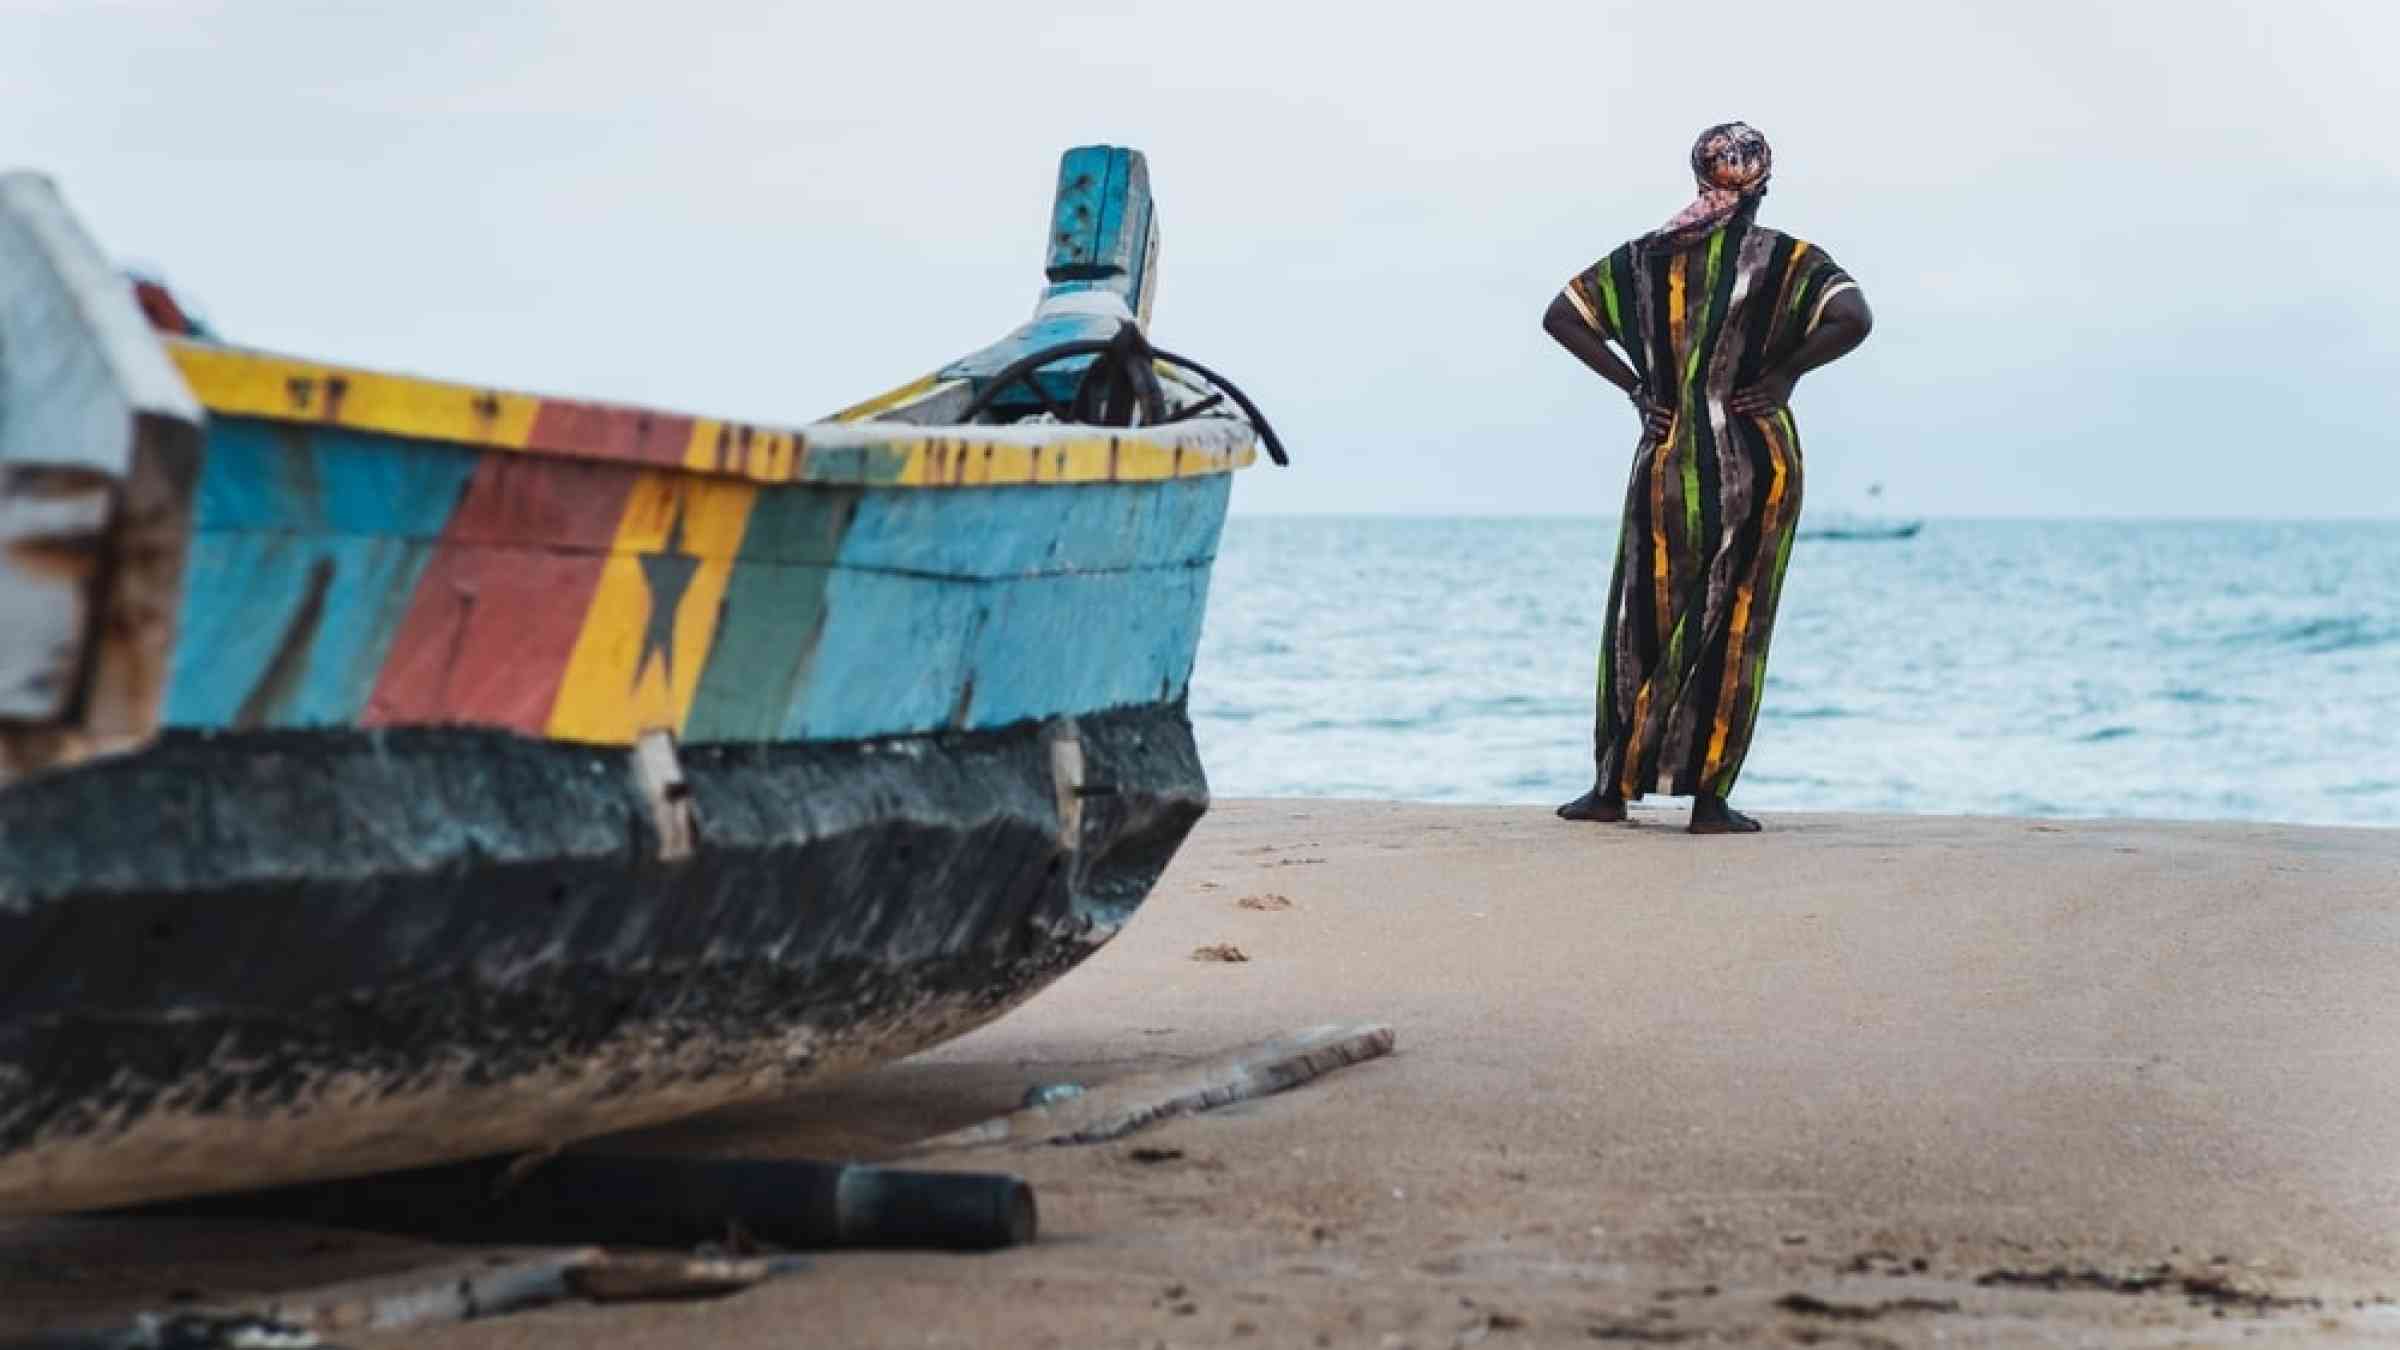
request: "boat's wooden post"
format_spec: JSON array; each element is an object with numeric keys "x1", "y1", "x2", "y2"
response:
[
  {"x1": 1048, "y1": 719, "x2": 1086, "y2": 851},
  {"x1": 919, "y1": 147, "x2": 1162, "y2": 418},
  {"x1": 0, "y1": 172, "x2": 204, "y2": 787},
  {"x1": 1043, "y1": 145, "x2": 1158, "y2": 326},
  {"x1": 822, "y1": 145, "x2": 1163, "y2": 424},
  {"x1": 631, "y1": 727, "x2": 696, "y2": 861}
]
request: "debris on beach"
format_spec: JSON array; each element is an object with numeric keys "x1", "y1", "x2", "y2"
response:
[
  {"x1": 1020, "y1": 1082, "x2": 1087, "y2": 1108},
  {"x1": 9, "y1": 1248, "x2": 821, "y2": 1347},
  {"x1": 901, "y1": 1022, "x2": 1397, "y2": 1151},
  {"x1": 1773, "y1": 1291, "x2": 1959, "y2": 1320},
  {"x1": 1192, "y1": 942, "x2": 1251, "y2": 962},
  {"x1": 1583, "y1": 1320, "x2": 1697, "y2": 1343},
  {"x1": 566, "y1": 1254, "x2": 805, "y2": 1304},
  {"x1": 1974, "y1": 1263, "x2": 2320, "y2": 1313},
  {"x1": 138, "y1": 1154, "x2": 1036, "y2": 1254},
  {"x1": 1237, "y1": 893, "x2": 1294, "y2": 911},
  {"x1": 36, "y1": 1311, "x2": 334, "y2": 1350}
]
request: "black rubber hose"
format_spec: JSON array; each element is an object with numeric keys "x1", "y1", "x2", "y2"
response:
[
  {"x1": 948, "y1": 327, "x2": 1289, "y2": 467},
  {"x1": 953, "y1": 339, "x2": 1119, "y2": 424},
  {"x1": 1148, "y1": 345, "x2": 1290, "y2": 466},
  {"x1": 125, "y1": 1153, "x2": 1039, "y2": 1252}
]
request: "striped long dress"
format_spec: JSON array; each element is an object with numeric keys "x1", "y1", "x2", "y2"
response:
[{"x1": 1560, "y1": 221, "x2": 1855, "y2": 801}]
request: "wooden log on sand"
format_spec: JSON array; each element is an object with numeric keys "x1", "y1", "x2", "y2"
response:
[{"x1": 904, "y1": 1022, "x2": 1396, "y2": 1154}]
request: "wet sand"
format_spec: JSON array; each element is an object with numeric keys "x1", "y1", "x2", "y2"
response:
[{"x1": 7, "y1": 801, "x2": 2398, "y2": 1346}]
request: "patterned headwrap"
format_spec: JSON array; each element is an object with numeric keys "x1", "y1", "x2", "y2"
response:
[{"x1": 1648, "y1": 122, "x2": 1772, "y2": 248}]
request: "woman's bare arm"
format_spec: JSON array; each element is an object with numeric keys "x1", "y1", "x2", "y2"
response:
[
  {"x1": 1544, "y1": 294, "x2": 1673, "y2": 439},
  {"x1": 1729, "y1": 288, "x2": 1872, "y2": 416}
]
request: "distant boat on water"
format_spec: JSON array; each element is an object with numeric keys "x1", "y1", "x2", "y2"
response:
[{"x1": 1798, "y1": 483, "x2": 1920, "y2": 541}]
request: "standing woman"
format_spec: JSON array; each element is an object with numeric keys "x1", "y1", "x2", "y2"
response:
[{"x1": 1545, "y1": 123, "x2": 1872, "y2": 834}]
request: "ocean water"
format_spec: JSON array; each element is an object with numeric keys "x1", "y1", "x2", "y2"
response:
[{"x1": 1190, "y1": 518, "x2": 2400, "y2": 827}]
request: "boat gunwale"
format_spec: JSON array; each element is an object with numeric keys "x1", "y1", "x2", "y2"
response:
[{"x1": 165, "y1": 338, "x2": 1260, "y2": 491}]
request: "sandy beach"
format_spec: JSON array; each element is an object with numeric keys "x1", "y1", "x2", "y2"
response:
[{"x1": 7, "y1": 800, "x2": 2397, "y2": 1347}]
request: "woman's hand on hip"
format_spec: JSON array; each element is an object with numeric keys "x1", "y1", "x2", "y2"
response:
[
  {"x1": 1631, "y1": 389, "x2": 1675, "y2": 439},
  {"x1": 1730, "y1": 369, "x2": 1796, "y2": 417}
]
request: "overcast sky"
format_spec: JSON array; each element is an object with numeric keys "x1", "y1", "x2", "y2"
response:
[{"x1": 10, "y1": 0, "x2": 2397, "y2": 517}]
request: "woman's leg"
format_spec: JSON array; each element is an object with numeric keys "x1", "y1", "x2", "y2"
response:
[
  {"x1": 1687, "y1": 792, "x2": 1761, "y2": 834},
  {"x1": 1555, "y1": 787, "x2": 1628, "y2": 822}
]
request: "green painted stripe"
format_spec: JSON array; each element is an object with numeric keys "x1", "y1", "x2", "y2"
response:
[{"x1": 683, "y1": 487, "x2": 861, "y2": 741}]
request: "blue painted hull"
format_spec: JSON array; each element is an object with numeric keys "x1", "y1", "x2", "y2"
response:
[{"x1": 0, "y1": 140, "x2": 1267, "y2": 1216}]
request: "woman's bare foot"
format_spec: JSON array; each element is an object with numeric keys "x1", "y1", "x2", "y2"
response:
[
  {"x1": 1556, "y1": 788, "x2": 1628, "y2": 823},
  {"x1": 1687, "y1": 794, "x2": 1762, "y2": 835}
]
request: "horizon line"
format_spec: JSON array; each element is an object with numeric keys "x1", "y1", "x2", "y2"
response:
[{"x1": 1222, "y1": 510, "x2": 2400, "y2": 524}]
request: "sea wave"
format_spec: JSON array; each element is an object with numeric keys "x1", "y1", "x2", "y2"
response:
[
  {"x1": 1192, "y1": 518, "x2": 2400, "y2": 827},
  {"x1": 1765, "y1": 704, "x2": 1858, "y2": 722},
  {"x1": 2231, "y1": 616, "x2": 2397, "y2": 655}
]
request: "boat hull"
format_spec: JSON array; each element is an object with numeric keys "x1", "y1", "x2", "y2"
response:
[
  {"x1": 0, "y1": 145, "x2": 1263, "y2": 1216},
  {"x1": 0, "y1": 702, "x2": 1203, "y2": 1215}
]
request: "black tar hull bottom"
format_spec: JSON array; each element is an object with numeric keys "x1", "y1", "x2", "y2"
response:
[{"x1": 0, "y1": 704, "x2": 1205, "y2": 1215}]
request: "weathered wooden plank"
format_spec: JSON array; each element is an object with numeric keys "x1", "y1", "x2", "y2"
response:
[
  {"x1": 1045, "y1": 144, "x2": 1117, "y2": 277},
  {"x1": 903, "y1": 1023, "x2": 1398, "y2": 1154},
  {"x1": 938, "y1": 146, "x2": 1160, "y2": 408},
  {"x1": 0, "y1": 172, "x2": 202, "y2": 782},
  {"x1": 257, "y1": 1248, "x2": 599, "y2": 1332},
  {"x1": 167, "y1": 338, "x2": 1251, "y2": 485},
  {"x1": 1048, "y1": 147, "x2": 1151, "y2": 294}
]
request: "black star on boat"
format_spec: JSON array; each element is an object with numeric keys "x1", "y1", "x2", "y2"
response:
[{"x1": 635, "y1": 503, "x2": 699, "y2": 690}]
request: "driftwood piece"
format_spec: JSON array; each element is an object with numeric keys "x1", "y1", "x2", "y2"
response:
[
  {"x1": 905, "y1": 1022, "x2": 1395, "y2": 1154},
  {"x1": 565, "y1": 1254, "x2": 808, "y2": 1304},
  {"x1": 0, "y1": 1252, "x2": 598, "y2": 1348},
  {"x1": 255, "y1": 1247, "x2": 600, "y2": 1332},
  {"x1": 3, "y1": 1248, "x2": 815, "y2": 1347}
]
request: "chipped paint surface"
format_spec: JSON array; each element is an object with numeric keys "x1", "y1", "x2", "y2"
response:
[
  {"x1": 0, "y1": 173, "x2": 203, "y2": 783},
  {"x1": 0, "y1": 985, "x2": 1018, "y2": 1216},
  {"x1": 0, "y1": 142, "x2": 1255, "y2": 1213},
  {"x1": 158, "y1": 416, "x2": 1233, "y2": 748},
  {"x1": 0, "y1": 707, "x2": 1206, "y2": 1215},
  {"x1": 165, "y1": 341, "x2": 1253, "y2": 487}
]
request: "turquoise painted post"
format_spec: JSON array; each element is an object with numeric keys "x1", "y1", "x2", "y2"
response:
[
  {"x1": 1045, "y1": 146, "x2": 1153, "y2": 308},
  {"x1": 941, "y1": 146, "x2": 1158, "y2": 409}
]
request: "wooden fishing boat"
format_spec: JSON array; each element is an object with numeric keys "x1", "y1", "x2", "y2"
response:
[
  {"x1": 1796, "y1": 485, "x2": 1920, "y2": 541},
  {"x1": 0, "y1": 146, "x2": 1281, "y2": 1215},
  {"x1": 1795, "y1": 513, "x2": 1921, "y2": 542}
]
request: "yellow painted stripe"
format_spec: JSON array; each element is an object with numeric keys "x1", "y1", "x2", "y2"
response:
[
  {"x1": 681, "y1": 419, "x2": 804, "y2": 482},
  {"x1": 892, "y1": 434, "x2": 1239, "y2": 487},
  {"x1": 825, "y1": 371, "x2": 949, "y2": 424},
  {"x1": 544, "y1": 472, "x2": 761, "y2": 744},
  {"x1": 167, "y1": 341, "x2": 1254, "y2": 487},
  {"x1": 170, "y1": 342, "x2": 539, "y2": 448}
]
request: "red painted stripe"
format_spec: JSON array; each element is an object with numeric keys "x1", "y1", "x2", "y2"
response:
[
  {"x1": 524, "y1": 401, "x2": 695, "y2": 469},
  {"x1": 364, "y1": 455, "x2": 638, "y2": 733}
]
